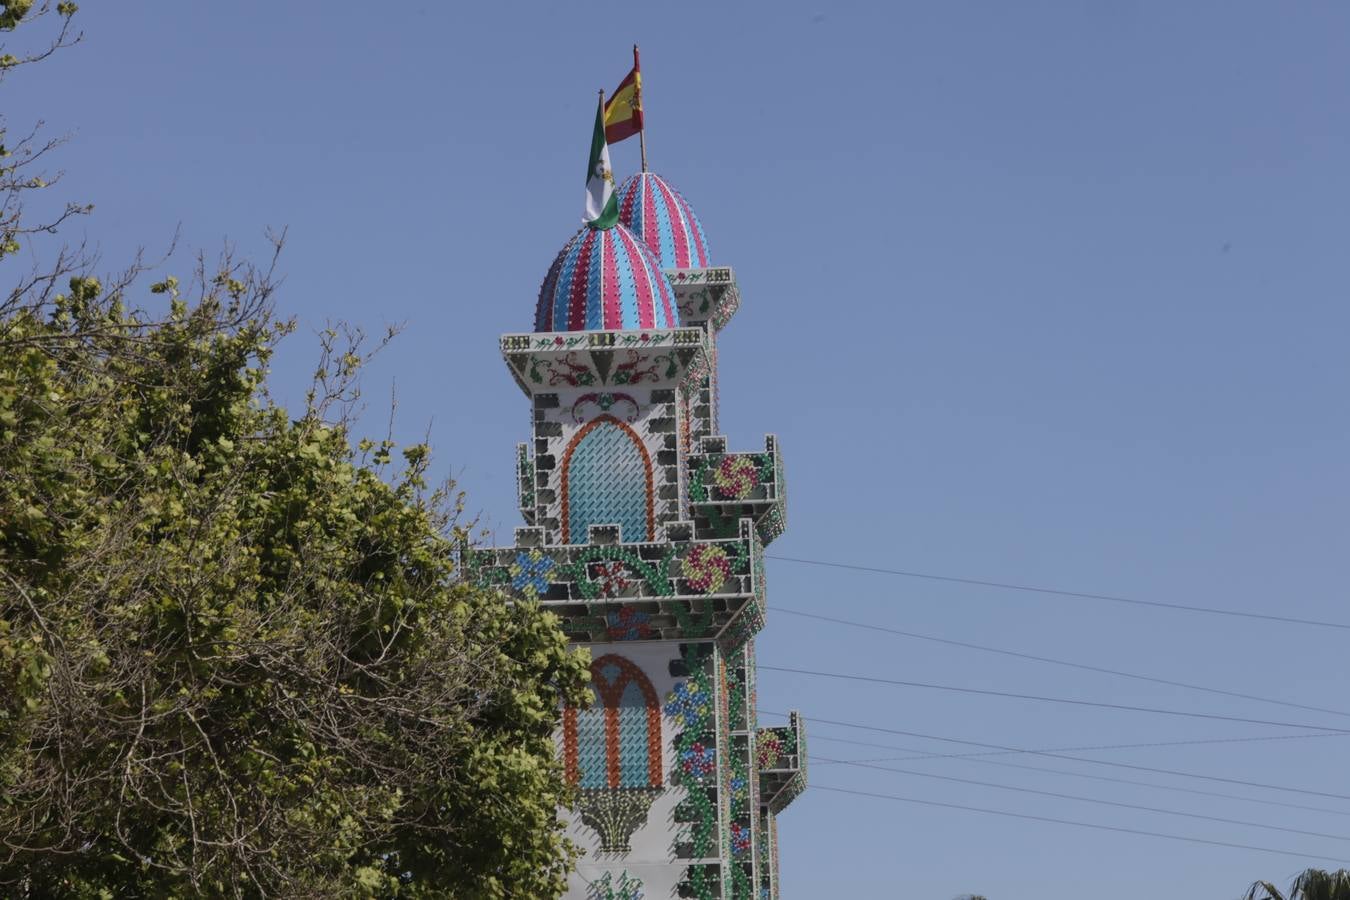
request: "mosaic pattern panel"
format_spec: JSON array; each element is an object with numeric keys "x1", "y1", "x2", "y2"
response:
[
  {"x1": 535, "y1": 224, "x2": 679, "y2": 332},
  {"x1": 468, "y1": 520, "x2": 767, "y2": 645},
  {"x1": 563, "y1": 416, "x2": 655, "y2": 544},
  {"x1": 615, "y1": 172, "x2": 712, "y2": 270},
  {"x1": 564, "y1": 654, "x2": 664, "y2": 853}
]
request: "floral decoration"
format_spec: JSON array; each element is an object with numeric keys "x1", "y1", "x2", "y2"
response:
[
  {"x1": 590, "y1": 561, "x2": 631, "y2": 597},
  {"x1": 605, "y1": 605, "x2": 652, "y2": 641},
  {"x1": 664, "y1": 680, "x2": 711, "y2": 730},
  {"x1": 757, "y1": 732, "x2": 784, "y2": 770},
  {"x1": 714, "y1": 455, "x2": 759, "y2": 500},
  {"x1": 508, "y1": 549, "x2": 554, "y2": 599},
  {"x1": 680, "y1": 742, "x2": 716, "y2": 780},
  {"x1": 588, "y1": 870, "x2": 644, "y2": 900},
  {"x1": 681, "y1": 544, "x2": 731, "y2": 593},
  {"x1": 570, "y1": 391, "x2": 640, "y2": 424},
  {"x1": 730, "y1": 823, "x2": 752, "y2": 857}
]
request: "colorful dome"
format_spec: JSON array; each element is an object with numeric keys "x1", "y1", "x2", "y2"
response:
[
  {"x1": 535, "y1": 224, "x2": 679, "y2": 332},
  {"x1": 615, "y1": 172, "x2": 711, "y2": 270}
]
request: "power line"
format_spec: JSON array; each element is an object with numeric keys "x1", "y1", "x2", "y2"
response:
[
  {"x1": 759, "y1": 710, "x2": 1350, "y2": 803},
  {"x1": 813, "y1": 754, "x2": 1350, "y2": 843},
  {"x1": 759, "y1": 664, "x2": 1350, "y2": 735},
  {"x1": 774, "y1": 606, "x2": 1350, "y2": 720},
  {"x1": 815, "y1": 740, "x2": 1350, "y2": 820},
  {"x1": 795, "y1": 727, "x2": 1350, "y2": 818},
  {"x1": 767, "y1": 554, "x2": 1350, "y2": 631},
  {"x1": 802, "y1": 727, "x2": 1350, "y2": 763},
  {"x1": 812, "y1": 786, "x2": 1350, "y2": 865}
]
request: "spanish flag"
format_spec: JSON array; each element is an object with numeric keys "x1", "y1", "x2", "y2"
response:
[{"x1": 604, "y1": 45, "x2": 643, "y2": 144}]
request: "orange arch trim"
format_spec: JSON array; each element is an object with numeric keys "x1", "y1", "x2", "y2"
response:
[
  {"x1": 562, "y1": 654, "x2": 662, "y2": 789},
  {"x1": 559, "y1": 414, "x2": 656, "y2": 545}
]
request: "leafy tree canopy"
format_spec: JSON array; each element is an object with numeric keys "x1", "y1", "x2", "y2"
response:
[
  {"x1": 0, "y1": 4, "x2": 590, "y2": 897},
  {"x1": 1246, "y1": 869, "x2": 1350, "y2": 900}
]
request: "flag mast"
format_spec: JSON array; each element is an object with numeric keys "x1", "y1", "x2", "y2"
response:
[{"x1": 634, "y1": 44, "x2": 648, "y2": 172}]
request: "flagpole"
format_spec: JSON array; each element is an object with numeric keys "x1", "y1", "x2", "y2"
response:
[{"x1": 634, "y1": 44, "x2": 648, "y2": 172}]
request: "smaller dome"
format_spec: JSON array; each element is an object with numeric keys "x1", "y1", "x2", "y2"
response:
[
  {"x1": 616, "y1": 172, "x2": 710, "y2": 270},
  {"x1": 535, "y1": 224, "x2": 679, "y2": 332}
]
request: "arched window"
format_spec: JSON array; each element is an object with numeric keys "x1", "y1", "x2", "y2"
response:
[
  {"x1": 563, "y1": 654, "x2": 662, "y2": 790},
  {"x1": 560, "y1": 415, "x2": 654, "y2": 545}
]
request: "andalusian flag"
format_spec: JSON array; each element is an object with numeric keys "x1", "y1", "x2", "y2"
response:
[
  {"x1": 604, "y1": 45, "x2": 643, "y2": 144},
  {"x1": 584, "y1": 92, "x2": 619, "y2": 229}
]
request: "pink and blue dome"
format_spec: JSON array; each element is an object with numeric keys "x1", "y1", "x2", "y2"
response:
[
  {"x1": 535, "y1": 223, "x2": 679, "y2": 332},
  {"x1": 616, "y1": 172, "x2": 711, "y2": 270}
]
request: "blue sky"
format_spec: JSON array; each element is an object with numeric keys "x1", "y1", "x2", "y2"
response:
[{"x1": 10, "y1": 2, "x2": 1350, "y2": 896}]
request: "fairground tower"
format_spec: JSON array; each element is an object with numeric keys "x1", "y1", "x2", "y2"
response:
[{"x1": 470, "y1": 166, "x2": 807, "y2": 899}]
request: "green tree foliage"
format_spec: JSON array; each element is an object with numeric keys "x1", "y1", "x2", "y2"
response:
[
  {"x1": 0, "y1": 5, "x2": 591, "y2": 897},
  {"x1": 0, "y1": 248, "x2": 592, "y2": 899},
  {"x1": 1245, "y1": 869, "x2": 1350, "y2": 900}
]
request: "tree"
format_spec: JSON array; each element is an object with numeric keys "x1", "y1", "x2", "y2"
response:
[
  {"x1": 1, "y1": 0, "x2": 89, "y2": 271},
  {"x1": 1245, "y1": 869, "x2": 1350, "y2": 900},
  {"x1": 0, "y1": 5, "x2": 590, "y2": 897}
]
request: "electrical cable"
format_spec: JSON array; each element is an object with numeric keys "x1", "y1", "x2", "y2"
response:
[
  {"x1": 813, "y1": 754, "x2": 1350, "y2": 842},
  {"x1": 802, "y1": 728, "x2": 1350, "y2": 762},
  {"x1": 774, "y1": 606, "x2": 1350, "y2": 719},
  {"x1": 811, "y1": 786, "x2": 1350, "y2": 865},
  {"x1": 768, "y1": 554, "x2": 1350, "y2": 631},
  {"x1": 813, "y1": 741, "x2": 1350, "y2": 819},
  {"x1": 758, "y1": 710, "x2": 1350, "y2": 803},
  {"x1": 759, "y1": 664, "x2": 1350, "y2": 735}
]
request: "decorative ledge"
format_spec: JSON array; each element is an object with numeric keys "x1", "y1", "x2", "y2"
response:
[
  {"x1": 687, "y1": 434, "x2": 786, "y2": 546},
  {"x1": 757, "y1": 711, "x2": 807, "y2": 815},
  {"x1": 465, "y1": 518, "x2": 767, "y2": 644},
  {"x1": 668, "y1": 266, "x2": 740, "y2": 333},
  {"x1": 500, "y1": 328, "x2": 710, "y2": 396}
]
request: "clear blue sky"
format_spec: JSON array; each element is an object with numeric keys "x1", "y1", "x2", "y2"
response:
[{"x1": 11, "y1": 2, "x2": 1350, "y2": 896}]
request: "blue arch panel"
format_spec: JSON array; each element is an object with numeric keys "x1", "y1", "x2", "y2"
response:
[
  {"x1": 616, "y1": 679, "x2": 652, "y2": 788},
  {"x1": 565, "y1": 421, "x2": 651, "y2": 544},
  {"x1": 575, "y1": 685, "x2": 607, "y2": 789}
]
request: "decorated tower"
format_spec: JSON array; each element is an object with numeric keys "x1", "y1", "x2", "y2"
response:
[{"x1": 471, "y1": 168, "x2": 806, "y2": 899}]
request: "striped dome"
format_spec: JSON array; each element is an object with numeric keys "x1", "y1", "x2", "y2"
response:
[
  {"x1": 535, "y1": 224, "x2": 679, "y2": 332},
  {"x1": 616, "y1": 172, "x2": 711, "y2": 270}
]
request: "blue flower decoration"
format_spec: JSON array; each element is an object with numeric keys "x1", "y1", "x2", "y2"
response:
[
  {"x1": 680, "y1": 743, "x2": 716, "y2": 780},
  {"x1": 509, "y1": 550, "x2": 554, "y2": 598},
  {"x1": 730, "y1": 823, "x2": 751, "y2": 857},
  {"x1": 663, "y1": 680, "x2": 711, "y2": 728}
]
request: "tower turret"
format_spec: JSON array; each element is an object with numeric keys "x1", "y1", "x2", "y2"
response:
[{"x1": 469, "y1": 167, "x2": 804, "y2": 900}]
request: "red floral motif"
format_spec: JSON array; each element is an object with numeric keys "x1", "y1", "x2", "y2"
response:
[
  {"x1": 730, "y1": 822, "x2": 751, "y2": 856},
  {"x1": 534, "y1": 351, "x2": 596, "y2": 387},
  {"x1": 605, "y1": 605, "x2": 652, "y2": 641},
  {"x1": 612, "y1": 350, "x2": 661, "y2": 385},
  {"x1": 680, "y1": 742, "x2": 716, "y2": 779},
  {"x1": 682, "y1": 545, "x2": 732, "y2": 593},
  {"x1": 590, "y1": 561, "x2": 632, "y2": 597},
  {"x1": 757, "y1": 732, "x2": 784, "y2": 770},
  {"x1": 713, "y1": 456, "x2": 759, "y2": 500}
]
